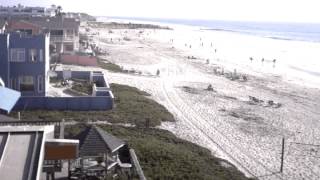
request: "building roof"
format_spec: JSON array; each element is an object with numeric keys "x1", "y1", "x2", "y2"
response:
[
  {"x1": 0, "y1": 126, "x2": 48, "y2": 180},
  {"x1": 30, "y1": 17, "x2": 80, "y2": 29},
  {"x1": 0, "y1": 86, "x2": 21, "y2": 113},
  {"x1": 75, "y1": 126, "x2": 125, "y2": 157},
  {"x1": 9, "y1": 19, "x2": 42, "y2": 29},
  {"x1": 0, "y1": 16, "x2": 80, "y2": 30}
]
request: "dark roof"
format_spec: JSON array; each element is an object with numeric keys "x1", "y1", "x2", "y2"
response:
[
  {"x1": 29, "y1": 17, "x2": 80, "y2": 29},
  {"x1": 75, "y1": 126, "x2": 125, "y2": 157},
  {"x1": 9, "y1": 19, "x2": 42, "y2": 29},
  {"x1": 0, "y1": 16, "x2": 80, "y2": 29}
]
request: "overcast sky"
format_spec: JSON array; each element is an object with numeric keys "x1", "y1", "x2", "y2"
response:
[{"x1": 1, "y1": 0, "x2": 320, "y2": 23}]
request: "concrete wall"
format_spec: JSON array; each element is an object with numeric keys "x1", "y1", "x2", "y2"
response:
[
  {"x1": 55, "y1": 71, "x2": 91, "y2": 80},
  {"x1": 13, "y1": 70, "x2": 114, "y2": 111},
  {"x1": 14, "y1": 96, "x2": 113, "y2": 111},
  {"x1": 61, "y1": 54, "x2": 97, "y2": 66}
]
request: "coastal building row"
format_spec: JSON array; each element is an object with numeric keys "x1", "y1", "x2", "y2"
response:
[
  {"x1": 0, "y1": 15, "x2": 113, "y2": 112},
  {"x1": 0, "y1": 16, "x2": 80, "y2": 53},
  {"x1": 0, "y1": 5, "x2": 56, "y2": 17}
]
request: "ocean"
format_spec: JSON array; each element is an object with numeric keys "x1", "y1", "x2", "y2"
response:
[{"x1": 98, "y1": 16, "x2": 320, "y2": 43}]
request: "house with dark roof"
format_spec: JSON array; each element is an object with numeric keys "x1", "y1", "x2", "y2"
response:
[
  {"x1": 27, "y1": 16, "x2": 80, "y2": 54},
  {"x1": 1, "y1": 16, "x2": 80, "y2": 54}
]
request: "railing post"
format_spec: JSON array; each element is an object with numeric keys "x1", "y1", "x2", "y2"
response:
[
  {"x1": 60, "y1": 119, "x2": 65, "y2": 139},
  {"x1": 280, "y1": 137, "x2": 285, "y2": 173}
]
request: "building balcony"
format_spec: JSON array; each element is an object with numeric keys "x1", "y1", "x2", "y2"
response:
[{"x1": 50, "y1": 35, "x2": 76, "y2": 42}]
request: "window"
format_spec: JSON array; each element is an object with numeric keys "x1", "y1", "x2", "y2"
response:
[
  {"x1": 29, "y1": 49, "x2": 37, "y2": 62},
  {"x1": 38, "y1": 76, "x2": 44, "y2": 92},
  {"x1": 50, "y1": 30, "x2": 63, "y2": 36},
  {"x1": 18, "y1": 29, "x2": 32, "y2": 35},
  {"x1": 19, "y1": 76, "x2": 34, "y2": 92},
  {"x1": 10, "y1": 48, "x2": 25, "y2": 62},
  {"x1": 10, "y1": 78, "x2": 18, "y2": 90},
  {"x1": 39, "y1": 49, "x2": 43, "y2": 62},
  {"x1": 66, "y1": 29, "x2": 73, "y2": 35}
]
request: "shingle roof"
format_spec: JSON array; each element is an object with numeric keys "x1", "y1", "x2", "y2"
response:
[
  {"x1": 75, "y1": 126, "x2": 125, "y2": 157},
  {"x1": 0, "y1": 16, "x2": 80, "y2": 29},
  {"x1": 28, "y1": 17, "x2": 80, "y2": 29},
  {"x1": 9, "y1": 19, "x2": 42, "y2": 29}
]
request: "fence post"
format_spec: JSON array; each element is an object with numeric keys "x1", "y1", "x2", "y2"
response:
[{"x1": 280, "y1": 137, "x2": 285, "y2": 173}]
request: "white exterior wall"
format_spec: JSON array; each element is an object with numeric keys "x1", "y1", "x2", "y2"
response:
[{"x1": 45, "y1": 34, "x2": 50, "y2": 95}]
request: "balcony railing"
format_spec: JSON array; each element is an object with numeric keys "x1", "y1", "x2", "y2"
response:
[{"x1": 50, "y1": 35, "x2": 75, "y2": 42}]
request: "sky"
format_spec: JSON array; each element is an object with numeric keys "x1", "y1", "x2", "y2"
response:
[{"x1": 1, "y1": 0, "x2": 320, "y2": 23}]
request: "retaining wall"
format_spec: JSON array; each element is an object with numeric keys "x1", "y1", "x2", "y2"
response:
[{"x1": 14, "y1": 96, "x2": 113, "y2": 111}]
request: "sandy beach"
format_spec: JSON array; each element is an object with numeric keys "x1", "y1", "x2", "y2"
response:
[{"x1": 59, "y1": 21, "x2": 320, "y2": 179}]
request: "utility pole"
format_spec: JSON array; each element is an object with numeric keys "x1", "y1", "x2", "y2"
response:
[{"x1": 280, "y1": 137, "x2": 285, "y2": 173}]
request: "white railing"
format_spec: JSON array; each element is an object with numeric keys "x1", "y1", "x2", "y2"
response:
[{"x1": 50, "y1": 35, "x2": 75, "y2": 42}]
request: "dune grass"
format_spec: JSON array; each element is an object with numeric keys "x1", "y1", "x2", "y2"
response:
[
  {"x1": 97, "y1": 59, "x2": 124, "y2": 73},
  {"x1": 13, "y1": 83, "x2": 174, "y2": 127},
  {"x1": 65, "y1": 124, "x2": 254, "y2": 180}
]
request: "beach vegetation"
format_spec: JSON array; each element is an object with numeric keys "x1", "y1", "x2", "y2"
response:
[
  {"x1": 97, "y1": 59, "x2": 124, "y2": 73},
  {"x1": 65, "y1": 124, "x2": 254, "y2": 180},
  {"x1": 12, "y1": 83, "x2": 173, "y2": 127}
]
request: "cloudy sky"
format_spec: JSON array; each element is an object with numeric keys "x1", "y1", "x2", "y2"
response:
[{"x1": 1, "y1": 0, "x2": 320, "y2": 23}]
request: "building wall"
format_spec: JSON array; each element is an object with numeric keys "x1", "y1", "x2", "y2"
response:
[
  {"x1": 61, "y1": 54, "x2": 97, "y2": 66},
  {"x1": 0, "y1": 34, "x2": 9, "y2": 86},
  {"x1": 8, "y1": 33, "x2": 49, "y2": 96}
]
